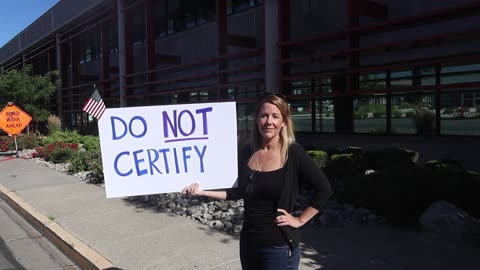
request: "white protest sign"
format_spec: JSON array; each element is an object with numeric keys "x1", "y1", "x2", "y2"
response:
[{"x1": 98, "y1": 102, "x2": 238, "y2": 198}]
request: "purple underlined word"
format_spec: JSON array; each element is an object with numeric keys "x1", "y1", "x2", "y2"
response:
[{"x1": 165, "y1": 137, "x2": 209, "y2": 143}]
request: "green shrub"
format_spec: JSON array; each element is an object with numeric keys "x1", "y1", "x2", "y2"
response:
[
  {"x1": 48, "y1": 146, "x2": 76, "y2": 163},
  {"x1": 424, "y1": 158, "x2": 462, "y2": 170},
  {"x1": 327, "y1": 147, "x2": 363, "y2": 157},
  {"x1": 80, "y1": 135, "x2": 100, "y2": 151},
  {"x1": 340, "y1": 168, "x2": 434, "y2": 225},
  {"x1": 326, "y1": 153, "x2": 364, "y2": 179},
  {"x1": 373, "y1": 111, "x2": 384, "y2": 118},
  {"x1": 340, "y1": 165, "x2": 480, "y2": 225},
  {"x1": 0, "y1": 136, "x2": 15, "y2": 152},
  {"x1": 354, "y1": 111, "x2": 366, "y2": 119},
  {"x1": 37, "y1": 142, "x2": 78, "y2": 163},
  {"x1": 41, "y1": 130, "x2": 99, "y2": 151},
  {"x1": 42, "y1": 130, "x2": 83, "y2": 146},
  {"x1": 307, "y1": 150, "x2": 328, "y2": 168},
  {"x1": 68, "y1": 148, "x2": 102, "y2": 173},
  {"x1": 0, "y1": 135, "x2": 42, "y2": 151},
  {"x1": 67, "y1": 148, "x2": 104, "y2": 183},
  {"x1": 392, "y1": 109, "x2": 403, "y2": 118},
  {"x1": 365, "y1": 148, "x2": 419, "y2": 170},
  {"x1": 16, "y1": 134, "x2": 42, "y2": 150}
]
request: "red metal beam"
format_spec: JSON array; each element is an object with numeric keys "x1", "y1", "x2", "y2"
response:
[
  {"x1": 285, "y1": 80, "x2": 480, "y2": 99},
  {"x1": 281, "y1": 2, "x2": 480, "y2": 48},
  {"x1": 124, "y1": 48, "x2": 263, "y2": 78},
  {"x1": 281, "y1": 52, "x2": 480, "y2": 81},
  {"x1": 126, "y1": 64, "x2": 264, "y2": 89},
  {"x1": 347, "y1": 1, "x2": 480, "y2": 35},
  {"x1": 123, "y1": 79, "x2": 264, "y2": 99},
  {"x1": 281, "y1": 27, "x2": 480, "y2": 65},
  {"x1": 23, "y1": 45, "x2": 56, "y2": 63}
]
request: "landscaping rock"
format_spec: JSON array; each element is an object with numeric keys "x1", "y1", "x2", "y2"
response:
[
  {"x1": 21, "y1": 148, "x2": 387, "y2": 236},
  {"x1": 419, "y1": 200, "x2": 480, "y2": 241}
]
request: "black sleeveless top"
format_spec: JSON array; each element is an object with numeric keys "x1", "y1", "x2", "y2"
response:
[{"x1": 242, "y1": 166, "x2": 286, "y2": 247}]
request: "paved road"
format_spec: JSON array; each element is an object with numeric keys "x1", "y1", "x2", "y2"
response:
[{"x1": 0, "y1": 199, "x2": 78, "y2": 270}]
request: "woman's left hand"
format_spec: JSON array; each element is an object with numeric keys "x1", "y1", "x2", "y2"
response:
[{"x1": 276, "y1": 209, "x2": 303, "y2": 228}]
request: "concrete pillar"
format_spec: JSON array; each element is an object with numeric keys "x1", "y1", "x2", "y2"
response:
[
  {"x1": 265, "y1": 0, "x2": 280, "y2": 93},
  {"x1": 56, "y1": 34, "x2": 63, "y2": 119},
  {"x1": 117, "y1": 0, "x2": 127, "y2": 107},
  {"x1": 68, "y1": 40, "x2": 73, "y2": 89},
  {"x1": 216, "y1": 0, "x2": 227, "y2": 99}
]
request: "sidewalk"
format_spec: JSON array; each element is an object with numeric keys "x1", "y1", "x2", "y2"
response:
[
  {"x1": 0, "y1": 157, "x2": 242, "y2": 270},
  {"x1": 1, "y1": 157, "x2": 479, "y2": 270}
]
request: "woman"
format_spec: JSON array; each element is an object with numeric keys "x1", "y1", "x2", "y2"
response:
[{"x1": 182, "y1": 94, "x2": 332, "y2": 270}]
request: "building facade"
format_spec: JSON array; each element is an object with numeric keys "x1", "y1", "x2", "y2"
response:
[{"x1": 1, "y1": 0, "x2": 480, "y2": 169}]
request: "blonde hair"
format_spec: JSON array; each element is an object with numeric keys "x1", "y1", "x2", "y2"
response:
[{"x1": 250, "y1": 94, "x2": 295, "y2": 163}]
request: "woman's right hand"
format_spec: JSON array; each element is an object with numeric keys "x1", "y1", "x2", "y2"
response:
[{"x1": 181, "y1": 182, "x2": 204, "y2": 196}]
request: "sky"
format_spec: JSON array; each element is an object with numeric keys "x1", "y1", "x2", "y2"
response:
[{"x1": 0, "y1": 0, "x2": 60, "y2": 48}]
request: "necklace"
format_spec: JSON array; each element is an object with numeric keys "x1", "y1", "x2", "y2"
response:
[{"x1": 255, "y1": 150, "x2": 279, "y2": 172}]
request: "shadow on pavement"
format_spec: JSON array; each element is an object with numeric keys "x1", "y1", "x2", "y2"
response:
[{"x1": 298, "y1": 223, "x2": 479, "y2": 270}]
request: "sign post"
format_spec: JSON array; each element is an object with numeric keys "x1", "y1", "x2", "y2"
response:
[{"x1": 0, "y1": 102, "x2": 33, "y2": 157}]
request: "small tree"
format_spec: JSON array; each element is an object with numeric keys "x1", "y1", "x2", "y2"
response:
[{"x1": 0, "y1": 65, "x2": 58, "y2": 133}]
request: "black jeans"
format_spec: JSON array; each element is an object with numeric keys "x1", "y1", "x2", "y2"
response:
[{"x1": 240, "y1": 239, "x2": 300, "y2": 270}]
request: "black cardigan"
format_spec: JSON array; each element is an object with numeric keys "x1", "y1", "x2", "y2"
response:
[{"x1": 226, "y1": 143, "x2": 333, "y2": 249}]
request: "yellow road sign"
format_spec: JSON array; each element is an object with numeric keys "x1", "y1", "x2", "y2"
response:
[{"x1": 0, "y1": 104, "x2": 32, "y2": 136}]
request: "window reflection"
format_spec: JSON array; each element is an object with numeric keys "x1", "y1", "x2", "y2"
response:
[
  {"x1": 354, "y1": 96, "x2": 387, "y2": 134},
  {"x1": 289, "y1": 100, "x2": 312, "y2": 132},
  {"x1": 391, "y1": 94, "x2": 435, "y2": 135},
  {"x1": 316, "y1": 99, "x2": 335, "y2": 132},
  {"x1": 441, "y1": 90, "x2": 480, "y2": 135}
]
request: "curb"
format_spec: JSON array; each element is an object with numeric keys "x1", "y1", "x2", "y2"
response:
[{"x1": 0, "y1": 184, "x2": 118, "y2": 270}]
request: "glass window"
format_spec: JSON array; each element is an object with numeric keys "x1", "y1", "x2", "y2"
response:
[
  {"x1": 155, "y1": 1, "x2": 168, "y2": 37},
  {"x1": 291, "y1": 80, "x2": 311, "y2": 95},
  {"x1": 315, "y1": 99, "x2": 335, "y2": 132},
  {"x1": 188, "y1": 90, "x2": 210, "y2": 102},
  {"x1": 441, "y1": 63, "x2": 480, "y2": 85},
  {"x1": 391, "y1": 93, "x2": 435, "y2": 135},
  {"x1": 290, "y1": 99, "x2": 312, "y2": 132},
  {"x1": 237, "y1": 103, "x2": 257, "y2": 131},
  {"x1": 235, "y1": 85, "x2": 262, "y2": 99},
  {"x1": 416, "y1": 66, "x2": 436, "y2": 86},
  {"x1": 108, "y1": 24, "x2": 119, "y2": 54},
  {"x1": 184, "y1": 2, "x2": 197, "y2": 29},
  {"x1": 354, "y1": 96, "x2": 387, "y2": 134},
  {"x1": 71, "y1": 113, "x2": 77, "y2": 127},
  {"x1": 359, "y1": 72, "x2": 386, "y2": 90},
  {"x1": 197, "y1": 0, "x2": 214, "y2": 24},
  {"x1": 132, "y1": 12, "x2": 145, "y2": 46},
  {"x1": 441, "y1": 90, "x2": 480, "y2": 135},
  {"x1": 227, "y1": 0, "x2": 262, "y2": 15},
  {"x1": 167, "y1": 0, "x2": 180, "y2": 34},
  {"x1": 391, "y1": 70, "x2": 412, "y2": 88},
  {"x1": 79, "y1": 32, "x2": 100, "y2": 64},
  {"x1": 314, "y1": 77, "x2": 332, "y2": 93},
  {"x1": 290, "y1": 78, "x2": 332, "y2": 95},
  {"x1": 164, "y1": 0, "x2": 215, "y2": 36},
  {"x1": 442, "y1": 64, "x2": 480, "y2": 73}
]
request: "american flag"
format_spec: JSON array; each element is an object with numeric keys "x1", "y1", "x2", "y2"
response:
[{"x1": 82, "y1": 87, "x2": 106, "y2": 120}]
